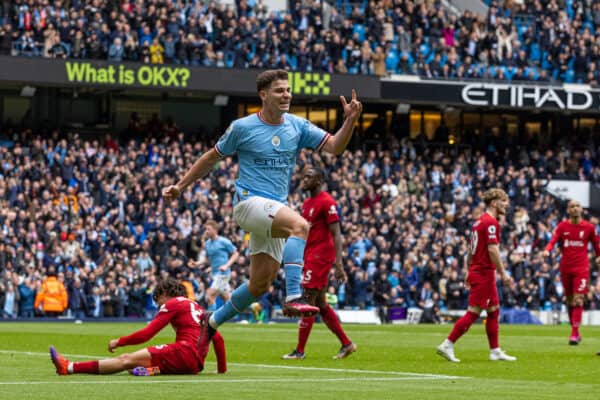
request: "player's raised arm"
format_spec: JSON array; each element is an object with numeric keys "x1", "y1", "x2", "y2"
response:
[
  {"x1": 162, "y1": 148, "x2": 222, "y2": 202},
  {"x1": 321, "y1": 89, "x2": 363, "y2": 155}
]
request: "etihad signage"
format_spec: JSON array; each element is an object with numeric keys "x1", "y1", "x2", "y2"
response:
[
  {"x1": 381, "y1": 77, "x2": 600, "y2": 112},
  {"x1": 461, "y1": 83, "x2": 593, "y2": 110}
]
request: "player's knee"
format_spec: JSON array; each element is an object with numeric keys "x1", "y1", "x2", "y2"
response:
[
  {"x1": 574, "y1": 295, "x2": 585, "y2": 306},
  {"x1": 116, "y1": 353, "x2": 135, "y2": 369},
  {"x1": 290, "y1": 218, "x2": 310, "y2": 239}
]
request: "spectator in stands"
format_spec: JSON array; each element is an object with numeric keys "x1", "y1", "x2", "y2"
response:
[{"x1": 34, "y1": 266, "x2": 68, "y2": 317}]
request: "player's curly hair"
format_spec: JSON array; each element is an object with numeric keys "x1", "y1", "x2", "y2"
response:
[
  {"x1": 482, "y1": 188, "x2": 508, "y2": 206},
  {"x1": 152, "y1": 277, "x2": 187, "y2": 301},
  {"x1": 256, "y1": 69, "x2": 289, "y2": 92}
]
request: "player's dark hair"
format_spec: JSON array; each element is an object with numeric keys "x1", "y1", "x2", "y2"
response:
[
  {"x1": 256, "y1": 69, "x2": 289, "y2": 92},
  {"x1": 153, "y1": 277, "x2": 187, "y2": 301},
  {"x1": 308, "y1": 166, "x2": 324, "y2": 183}
]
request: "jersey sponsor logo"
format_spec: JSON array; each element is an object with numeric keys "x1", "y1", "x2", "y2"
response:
[
  {"x1": 253, "y1": 157, "x2": 291, "y2": 167},
  {"x1": 564, "y1": 239, "x2": 584, "y2": 247},
  {"x1": 271, "y1": 135, "x2": 281, "y2": 147}
]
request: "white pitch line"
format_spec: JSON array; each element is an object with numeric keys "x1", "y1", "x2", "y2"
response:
[
  {"x1": 0, "y1": 349, "x2": 469, "y2": 381},
  {"x1": 0, "y1": 377, "x2": 458, "y2": 385}
]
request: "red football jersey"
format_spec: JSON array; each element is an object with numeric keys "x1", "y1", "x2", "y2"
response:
[
  {"x1": 468, "y1": 212, "x2": 501, "y2": 273},
  {"x1": 545, "y1": 220, "x2": 600, "y2": 271},
  {"x1": 118, "y1": 296, "x2": 204, "y2": 349},
  {"x1": 302, "y1": 191, "x2": 340, "y2": 264}
]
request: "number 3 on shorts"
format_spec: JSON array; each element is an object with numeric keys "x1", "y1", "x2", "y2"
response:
[{"x1": 578, "y1": 278, "x2": 587, "y2": 292}]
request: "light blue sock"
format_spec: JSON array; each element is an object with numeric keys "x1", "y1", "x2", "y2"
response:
[
  {"x1": 283, "y1": 236, "x2": 306, "y2": 301},
  {"x1": 212, "y1": 283, "x2": 256, "y2": 326}
]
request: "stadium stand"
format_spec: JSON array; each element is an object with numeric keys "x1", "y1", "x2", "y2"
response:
[
  {"x1": 2, "y1": 0, "x2": 600, "y2": 82},
  {"x1": 0, "y1": 116, "x2": 599, "y2": 320}
]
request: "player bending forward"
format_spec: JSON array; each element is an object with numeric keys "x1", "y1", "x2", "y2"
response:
[
  {"x1": 50, "y1": 278, "x2": 226, "y2": 375},
  {"x1": 437, "y1": 189, "x2": 517, "y2": 363},
  {"x1": 542, "y1": 200, "x2": 600, "y2": 345},
  {"x1": 282, "y1": 167, "x2": 356, "y2": 360}
]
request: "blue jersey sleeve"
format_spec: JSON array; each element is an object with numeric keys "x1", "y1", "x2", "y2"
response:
[
  {"x1": 215, "y1": 122, "x2": 240, "y2": 157},
  {"x1": 297, "y1": 118, "x2": 330, "y2": 151},
  {"x1": 223, "y1": 238, "x2": 236, "y2": 255}
]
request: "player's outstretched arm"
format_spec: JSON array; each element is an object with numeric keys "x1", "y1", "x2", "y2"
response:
[
  {"x1": 163, "y1": 148, "x2": 222, "y2": 202},
  {"x1": 322, "y1": 89, "x2": 363, "y2": 155},
  {"x1": 110, "y1": 310, "x2": 172, "y2": 351}
]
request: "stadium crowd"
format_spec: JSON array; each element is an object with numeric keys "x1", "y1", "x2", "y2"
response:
[
  {"x1": 2, "y1": 0, "x2": 600, "y2": 83},
  {"x1": 0, "y1": 114, "x2": 600, "y2": 321}
]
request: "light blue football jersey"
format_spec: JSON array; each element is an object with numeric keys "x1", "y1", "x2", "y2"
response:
[
  {"x1": 206, "y1": 236, "x2": 237, "y2": 276},
  {"x1": 215, "y1": 113, "x2": 329, "y2": 204}
]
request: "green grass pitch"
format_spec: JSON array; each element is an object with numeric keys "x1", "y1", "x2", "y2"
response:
[{"x1": 0, "y1": 322, "x2": 599, "y2": 399}]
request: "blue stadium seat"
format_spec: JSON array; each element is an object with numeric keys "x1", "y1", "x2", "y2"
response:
[
  {"x1": 385, "y1": 49, "x2": 399, "y2": 72},
  {"x1": 353, "y1": 24, "x2": 366, "y2": 42},
  {"x1": 225, "y1": 52, "x2": 235, "y2": 68},
  {"x1": 564, "y1": 69, "x2": 575, "y2": 83},
  {"x1": 541, "y1": 52, "x2": 552, "y2": 69},
  {"x1": 418, "y1": 43, "x2": 430, "y2": 57},
  {"x1": 529, "y1": 43, "x2": 541, "y2": 62}
]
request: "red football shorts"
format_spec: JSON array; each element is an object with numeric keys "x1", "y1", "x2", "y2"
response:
[
  {"x1": 561, "y1": 269, "x2": 589, "y2": 297},
  {"x1": 302, "y1": 259, "x2": 332, "y2": 290},
  {"x1": 467, "y1": 271, "x2": 498, "y2": 309},
  {"x1": 148, "y1": 341, "x2": 202, "y2": 374}
]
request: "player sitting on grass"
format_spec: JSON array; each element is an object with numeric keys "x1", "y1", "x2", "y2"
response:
[{"x1": 50, "y1": 277, "x2": 226, "y2": 376}]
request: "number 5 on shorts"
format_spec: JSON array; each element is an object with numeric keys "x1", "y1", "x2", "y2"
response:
[{"x1": 303, "y1": 270, "x2": 312, "y2": 283}]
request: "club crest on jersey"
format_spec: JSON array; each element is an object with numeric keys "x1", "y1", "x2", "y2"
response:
[
  {"x1": 309, "y1": 208, "x2": 314, "y2": 217},
  {"x1": 271, "y1": 135, "x2": 281, "y2": 147},
  {"x1": 580, "y1": 231, "x2": 584, "y2": 238}
]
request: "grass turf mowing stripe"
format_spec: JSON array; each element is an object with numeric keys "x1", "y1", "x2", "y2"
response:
[{"x1": 0, "y1": 349, "x2": 468, "y2": 380}]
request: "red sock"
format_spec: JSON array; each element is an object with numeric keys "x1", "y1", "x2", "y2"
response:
[
  {"x1": 567, "y1": 306, "x2": 573, "y2": 324},
  {"x1": 321, "y1": 305, "x2": 351, "y2": 347},
  {"x1": 571, "y1": 306, "x2": 583, "y2": 336},
  {"x1": 73, "y1": 360, "x2": 99, "y2": 374},
  {"x1": 296, "y1": 316, "x2": 315, "y2": 353},
  {"x1": 486, "y1": 309, "x2": 500, "y2": 349},
  {"x1": 448, "y1": 311, "x2": 480, "y2": 343},
  {"x1": 211, "y1": 331, "x2": 227, "y2": 374}
]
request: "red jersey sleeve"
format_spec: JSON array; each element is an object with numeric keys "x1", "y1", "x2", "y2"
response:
[
  {"x1": 211, "y1": 331, "x2": 227, "y2": 374},
  {"x1": 484, "y1": 219, "x2": 500, "y2": 245},
  {"x1": 545, "y1": 222, "x2": 562, "y2": 253},
  {"x1": 324, "y1": 198, "x2": 340, "y2": 225},
  {"x1": 117, "y1": 303, "x2": 173, "y2": 346}
]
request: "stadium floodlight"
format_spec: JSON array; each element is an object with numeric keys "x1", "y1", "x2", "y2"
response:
[
  {"x1": 20, "y1": 86, "x2": 36, "y2": 97},
  {"x1": 214, "y1": 95, "x2": 229, "y2": 106}
]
